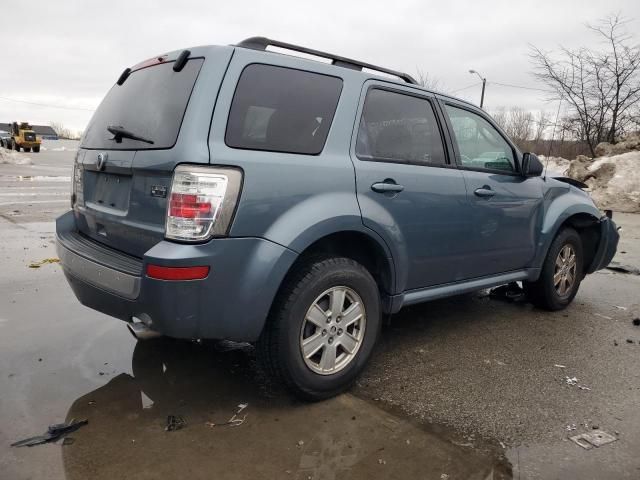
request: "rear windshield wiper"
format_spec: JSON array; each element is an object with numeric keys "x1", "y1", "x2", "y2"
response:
[{"x1": 107, "y1": 125, "x2": 154, "y2": 145}]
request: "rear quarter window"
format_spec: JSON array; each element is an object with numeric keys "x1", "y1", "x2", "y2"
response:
[{"x1": 225, "y1": 64, "x2": 343, "y2": 155}]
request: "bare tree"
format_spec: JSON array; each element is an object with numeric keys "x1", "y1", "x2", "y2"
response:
[
  {"x1": 533, "y1": 110, "x2": 550, "y2": 143},
  {"x1": 489, "y1": 107, "x2": 534, "y2": 144},
  {"x1": 416, "y1": 68, "x2": 446, "y2": 92},
  {"x1": 50, "y1": 121, "x2": 76, "y2": 139},
  {"x1": 530, "y1": 13, "x2": 640, "y2": 156}
]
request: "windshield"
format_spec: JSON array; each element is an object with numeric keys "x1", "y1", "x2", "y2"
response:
[{"x1": 81, "y1": 58, "x2": 204, "y2": 150}]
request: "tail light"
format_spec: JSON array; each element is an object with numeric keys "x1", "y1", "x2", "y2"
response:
[{"x1": 165, "y1": 165, "x2": 242, "y2": 241}]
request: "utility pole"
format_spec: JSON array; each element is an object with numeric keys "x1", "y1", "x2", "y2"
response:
[{"x1": 469, "y1": 69, "x2": 486, "y2": 108}]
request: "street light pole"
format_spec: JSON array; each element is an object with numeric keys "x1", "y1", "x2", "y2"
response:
[{"x1": 469, "y1": 69, "x2": 486, "y2": 109}]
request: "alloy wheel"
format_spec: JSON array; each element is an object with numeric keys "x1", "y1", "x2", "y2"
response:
[{"x1": 299, "y1": 286, "x2": 366, "y2": 375}]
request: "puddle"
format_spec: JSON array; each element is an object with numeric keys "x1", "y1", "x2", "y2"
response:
[{"x1": 56, "y1": 339, "x2": 511, "y2": 480}]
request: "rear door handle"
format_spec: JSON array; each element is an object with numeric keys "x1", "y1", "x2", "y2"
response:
[
  {"x1": 371, "y1": 182, "x2": 405, "y2": 193},
  {"x1": 474, "y1": 187, "x2": 495, "y2": 198}
]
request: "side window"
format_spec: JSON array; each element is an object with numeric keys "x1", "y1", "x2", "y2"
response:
[
  {"x1": 356, "y1": 89, "x2": 446, "y2": 165},
  {"x1": 445, "y1": 105, "x2": 516, "y2": 173},
  {"x1": 225, "y1": 64, "x2": 343, "y2": 155}
]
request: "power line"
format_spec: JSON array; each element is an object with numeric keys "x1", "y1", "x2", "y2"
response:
[
  {"x1": 487, "y1": 81, "x2": 552, "y2": 93},
  {"x1": 0, "y1": 95, "x2": 95, "y2": 112},
  {"x1": 450, "y1": 82, "x2": 482, "y2": 94}
]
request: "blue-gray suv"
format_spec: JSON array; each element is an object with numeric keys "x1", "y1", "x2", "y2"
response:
[{"x1": 56, "y1": 37, "x2": 619, "y2": 399}]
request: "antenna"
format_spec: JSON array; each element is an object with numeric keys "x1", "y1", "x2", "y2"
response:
[{"x1": 543, "y1": 96, "x2": 564, "y2": 180}]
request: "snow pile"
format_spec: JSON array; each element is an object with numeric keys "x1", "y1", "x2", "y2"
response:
[
  {"x1": 0, "y1": 148, "x2": 32, "y2": 165},
  {"x1": 586, "y1": 151, "x2": 640, "y2": 212},
  {"x1": 41, "y1": 139, "x2": 79, "y2": 152},
  {"x1": 541, "y1": 150, "x2": 640, "y2": 213},
  {"x1": 595, "y1": 133, "x2": 640, "y2": 157},
  {"x1": 540, "y1": 156, "x2": 571, "y2": 177}
]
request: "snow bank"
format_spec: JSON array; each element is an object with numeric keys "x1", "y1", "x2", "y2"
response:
[
  {"x1": 541, "y1": 150, "x2": 640, "y2": 213},
  {"x1": 540, "y1": 156, "x2": 571, "y2": 177},
  {"x1": 0, "y1": 148, "x2": 32, "y2": 165},
  {"x1": 39, "y1": 139, "x2": 79, "y2": 152},
  {"x1": 586, "y1": 151, "x2": 640, "y2": 212}
]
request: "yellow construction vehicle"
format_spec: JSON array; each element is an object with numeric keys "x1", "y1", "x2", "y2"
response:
[{"x1": 10, "y1": 122, "x2": 41, "y2": 153}]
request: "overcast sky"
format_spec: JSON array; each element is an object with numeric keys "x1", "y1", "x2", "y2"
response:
[{"x1": 1, "y1": 0, "x2": 638, "y2": 132}]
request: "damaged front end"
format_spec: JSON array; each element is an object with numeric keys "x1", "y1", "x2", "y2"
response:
[{"x1": 585, "y1": 214, "x2": 620, "y2": 274}]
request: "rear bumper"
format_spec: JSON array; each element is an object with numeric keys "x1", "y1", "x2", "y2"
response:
[
  {"x1": 586, "y1": 216, "x2": 620, "y2": 274},
  {"x1": 56, "y1": 211, "x2": 297, "y2": 341}
]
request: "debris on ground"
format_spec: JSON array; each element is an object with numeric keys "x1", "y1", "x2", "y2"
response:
[
  {"x1": 594, "y1": 313, "x2": 612, "y2": 320},
  {"x1": 626, "y1": 339, "x2": 635, "y2": 344},
  {"x1": 566, "y1": 424, "x2": 577, "y2": 432},
  {"x1": 205, "y1": 403, "x2": 248, "y2": 427},
  {"x1": 28, "y1": 258, "x2": 60, "y2": 269},
  {"x1": 165, "y1": 415, "x2": 186, "y2": 432},
  {"x1": 554, "y1": 364, "x2": 567, "y2": 368},
  {"x1": 565, "y1": 376, "x2": 591, "y2": 390},
  {"x1": 606, "y1": 262, "x2": 640, "y2": 275},
  {"x1": 614, "y1": 305, "x2": 627, "y2": 310},
  {"x1": 11, "y1": 419, "x2": 88, "y2": 447},
  {"x1": 633, "y1": 318, "x2": 640, "y2": 326},
  {"x1": 489, "y1": 282, "x2": 526, "y2": 302},
  {"x1": 570, "y1": 430, "x2": 618, "y2": 450}
]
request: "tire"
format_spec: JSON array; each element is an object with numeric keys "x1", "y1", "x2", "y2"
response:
[
  {"x1": 524, "y1": 227, "x2": 583, "y2": 310},
  {"x1": 33, "y1": 146, "x2": 40, "y2": 153},
  {"x1": 13, "y1": 143, "x2": 20, "y2": 152},
  {"x1": 23, "y1": 147, "x2": 31, "y2": 153},
  {"x1": 257, "y1": 256, "x2": 381, "y2": 400}
]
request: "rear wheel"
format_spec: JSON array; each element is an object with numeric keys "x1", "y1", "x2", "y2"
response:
[
  {"x1": 524, "y1": 227, "x2": 583, "y2": 310},
  {"x1": 33, "y1": 146, "x2": 40, "y2": 153},
  {"x1": 23, "y1": 147, "x2": 31, "y2": 153},
  {"x1": 257, "y1": 256, "x2": 381, "y2": 400},
  {"x1": 13, "y1": 143, "x2": 20, "y2": 152}
]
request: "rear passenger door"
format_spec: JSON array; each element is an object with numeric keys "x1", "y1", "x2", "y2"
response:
[
  {"x1": 352, "y1": 83, "x2": 472, "y2": 292},
  {"x1": 441, "y1": 102, "x2": 544, "y2": 277}
]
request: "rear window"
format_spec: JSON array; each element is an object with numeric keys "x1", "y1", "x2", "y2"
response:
[
  {"x1": 81, "y1": 58, "x2": 204, "y2": 150},
  {"x1": 225, "y1": 64, "x2": 343, "y2": 155}
]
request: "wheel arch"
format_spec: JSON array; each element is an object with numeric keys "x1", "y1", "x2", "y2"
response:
[
  {"x1": 266, "y1": 228, "x2": 396, "y2": 325},
  {"x1": 534, "y1": 198, "x2": 603, "y2": 275}
]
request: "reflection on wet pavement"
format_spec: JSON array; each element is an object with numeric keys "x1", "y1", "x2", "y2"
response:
[{"x1": 61, "y1": 339, "x2": 510, "y2": 479}]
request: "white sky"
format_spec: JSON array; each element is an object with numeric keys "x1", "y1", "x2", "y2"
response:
[{"x1": 1, "y1": 0, "x2": 638, "y2": 132}]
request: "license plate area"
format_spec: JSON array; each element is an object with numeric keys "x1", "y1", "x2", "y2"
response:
[{"x1": 85, "y1": 172, "x2": 132, "y2": 214}]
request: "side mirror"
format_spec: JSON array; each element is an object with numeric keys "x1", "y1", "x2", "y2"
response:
[{"x1": 522, "y1": 152, "x2": 544, "y2": 177}]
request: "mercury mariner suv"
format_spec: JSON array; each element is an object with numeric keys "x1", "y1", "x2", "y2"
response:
[{"x1": 56, "y1": 37, "x2": 619, "y2": 399}]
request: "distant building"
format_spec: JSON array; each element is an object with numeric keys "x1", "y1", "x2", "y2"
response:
[{"x1": 0, "y1": 123, "x2": 59, "y2": 140}]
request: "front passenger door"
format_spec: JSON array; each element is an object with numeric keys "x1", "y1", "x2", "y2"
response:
[{"x1": 442, "y1": 103, "x2": 544, "y2": 278}]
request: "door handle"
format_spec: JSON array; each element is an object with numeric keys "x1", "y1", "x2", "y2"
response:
[
  {"x1": 474, "y1": 187, "x2": 495, "y2": 198},
  {"x1": 371, "y1": 181, "x2": 405, "y2": 194}
]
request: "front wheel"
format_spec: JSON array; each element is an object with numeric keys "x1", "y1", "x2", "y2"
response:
[
  {"x1": 13, "y1": 143, "x2": 20, "y2": 152},
  {"x1": 33, "y1": 146, "x2": 40, "y2": 153},
  {"x1": 23, "y1": 147, "x2": 31, "y2": 153},
  {"x1": 257, "y1": 257, "x2": 381, "y2": 400},
  {"x1": 524, "y1": 227, "x2": 583, "y2": 310}
]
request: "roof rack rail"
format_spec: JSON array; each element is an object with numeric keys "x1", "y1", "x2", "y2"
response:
[{"x1": 236, "y1": 36, "x2": 417, "y2": 85}]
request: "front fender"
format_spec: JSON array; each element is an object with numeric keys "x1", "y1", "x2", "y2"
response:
[{"x1": 532, "y1": 185, "x2": 602, "y2": 271}]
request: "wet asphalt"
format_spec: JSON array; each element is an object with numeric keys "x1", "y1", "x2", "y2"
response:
[{"x1": 1, "y1": 144, "x2": 639, "y2": 479}]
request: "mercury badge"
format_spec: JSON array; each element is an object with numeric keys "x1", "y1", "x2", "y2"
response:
[{"x1": 96, "y1": 152, "x2": 108, "y2": 171}]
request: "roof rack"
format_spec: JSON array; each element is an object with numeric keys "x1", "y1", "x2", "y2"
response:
[{"x1": 236, "y1": 37, "x2": 417, "y2": 85}]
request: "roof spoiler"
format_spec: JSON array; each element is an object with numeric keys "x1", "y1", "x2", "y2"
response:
[{"x1": 236, "y1": 36, "x2": 418, "y2": 85}]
